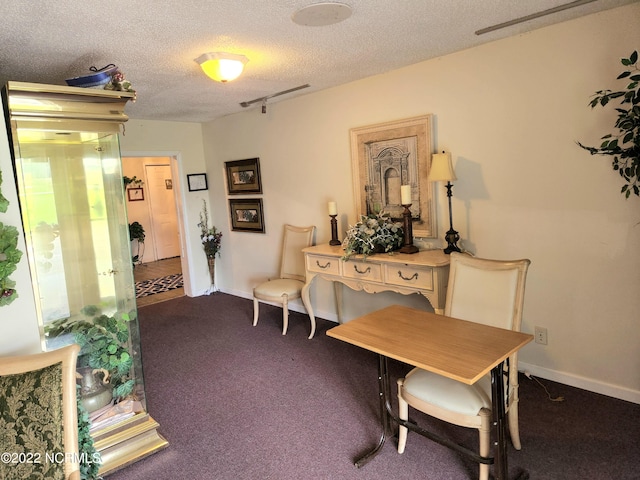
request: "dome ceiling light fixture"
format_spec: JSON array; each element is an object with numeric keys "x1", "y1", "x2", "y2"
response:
[
  {"x1": 292, "y1": 2, "x2": 353, "y2": 27},
  {"x1": 195, "y1": 52, "x2": 249, "y2": 83}
]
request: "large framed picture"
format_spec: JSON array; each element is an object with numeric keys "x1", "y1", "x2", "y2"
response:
[
  {"x1": 229, "y1": 198, "x2": 265, "y2": 233},
  {"x1": 187, "y1": 173, "x2": 208, "y2": 192},
  {"x1": 349, "y1": 114, "x2": 436, "y2": 238},
  {"x1": 225, "y1": 158, "x2": 262, "y2": 195}
]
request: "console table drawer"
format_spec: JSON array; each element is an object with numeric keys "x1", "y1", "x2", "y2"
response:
[
  {"x1": 307, "y1": 255, "x2": 341, "y2": 275},
  {"x1": 343, "y1": 260, "x2": 383, "y2": 282},
  {"x1": 384, "y1": 264, "x2": 434, "y2": 291}
]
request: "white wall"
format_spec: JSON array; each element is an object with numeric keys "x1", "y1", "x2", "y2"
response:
[
  {"x1": 202, "y1": 4, "x2": 640, "y2": 402},
  {"x1": 119, "y1": 119, "x2": 212, "y2": 296}
]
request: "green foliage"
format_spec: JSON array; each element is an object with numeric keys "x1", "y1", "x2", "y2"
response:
[
  {"x1": 46, "y1": 307, "x2": 137, "y2": 401},
  {"x1": 342, "y1": 211, "x2": 404, "y2": 260},
  {"x1": 76, "y1": 386, "x2": 101, "y2": 479},
  {"x1": 122, "y1": 175, "x2": 143, "y2": 188},
  {"x1": 128, "y1": 221, "x2": 145, "y2": 243},
  {"x1": 0, "y1": 221, "x2": 23, "y2": 305},
  {"x1": 578, "y1": 51, "x2": 640, "y2": 198},
  {"x1": 0, "y1": 170, "x2": 9, "y2": 213}
]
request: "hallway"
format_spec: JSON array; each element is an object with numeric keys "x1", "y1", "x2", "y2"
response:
[{"x1": 133, "y1": 257, "x2": 183, "y2": 307}]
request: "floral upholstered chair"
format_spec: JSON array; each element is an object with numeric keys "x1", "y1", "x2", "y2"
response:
[{"x1": 0, "y1": 344, "x2": 81, "y2": 480}]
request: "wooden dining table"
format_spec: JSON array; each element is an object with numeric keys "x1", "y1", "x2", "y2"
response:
[{"x1": 326, "y1": 304, "x2": 533, "y2": 480}]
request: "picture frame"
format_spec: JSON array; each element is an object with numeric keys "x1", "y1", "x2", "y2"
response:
[
  {"x1": 165, "y1": 179, "x2": 173, "y2": 190},
  {"x1": 187, "y1": 173, "x2": 208, "y2": 192},
  {"x1": 225, "y1": 158, "x2": 262, "y2": 195},
  {"x1": 127, "y1": 187, "x2": 144, "y2": 202},
  {"x1": 349, "y1": 114, "x2": 436, "y2": 238},
  {"x1": 228, "y1": 198, "x2": 265, "y2": 233}
]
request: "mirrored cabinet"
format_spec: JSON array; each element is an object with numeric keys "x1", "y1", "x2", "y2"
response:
[{"x1": 2, "y1": 82, "x2": 167, "y2": 475}]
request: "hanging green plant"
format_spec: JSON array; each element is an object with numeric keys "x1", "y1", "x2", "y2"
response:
[
  {"x1": 0, "y1": 169, "x2": 23, "y2": 305},
  {"x1": 0, "y1": 222, "x2": 22, "y2": 305},
  {"x1": 0, "y1": 171, "x2": 9, "y2": 213},
  {"x1": 578, "y1": 50, "x2": 640, "y2": 198}
]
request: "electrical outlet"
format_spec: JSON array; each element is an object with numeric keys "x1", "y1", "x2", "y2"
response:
[{"x1": 534, "y1": 326, "x2": 548, "y2": 345}]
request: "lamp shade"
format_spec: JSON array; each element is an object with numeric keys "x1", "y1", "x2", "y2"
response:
[
  {"x1": 428, "y1": 152, "x2": 457, "y2": 182},
  {"x1": 195, "y1": 52, "x2": 248, "y2": 82}
]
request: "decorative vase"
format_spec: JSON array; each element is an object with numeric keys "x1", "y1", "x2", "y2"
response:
[
  {"x1": 207, "y1": 256, "x2": 218, "y2": 293},
  {"x1": 77, "y1": 366, "x2": 112, "y2": 413}
]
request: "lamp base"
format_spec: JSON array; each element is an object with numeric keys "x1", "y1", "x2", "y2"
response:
[{"x1": 443, "y1": 228, "x2": 461, "y2": 255}]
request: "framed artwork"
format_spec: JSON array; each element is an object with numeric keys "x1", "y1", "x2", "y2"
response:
[
  {"x1": 127, "y1": 187, "x2": 144, "y2": 202},
  {"x1": 165, "y1": 179, "x2": 173, "y2": 189},
  {"x1": 229, "y1": 198, "x2": 265, "y2": 233},
  {"x1": 225, "y1": 158, "x2": 262, "y2": 194},
  {"x1": 349, "y1": 114, "x2": 436, "y2": 238},
  {"x1": 187, "y1": 173, "x2": 208, "y2": 192}
]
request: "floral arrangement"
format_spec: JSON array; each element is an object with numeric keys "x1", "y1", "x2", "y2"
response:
[
  {"x1": 198, "y1": 200, "x2": 222, "y2": 258},
  {"x1": 342, "y1": 211, "x2": 404, "y2": 260}
]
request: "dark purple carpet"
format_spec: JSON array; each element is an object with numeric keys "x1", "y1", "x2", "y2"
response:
[{"x1": 107, "y1": 294, "x2": 640, "y2": 480}]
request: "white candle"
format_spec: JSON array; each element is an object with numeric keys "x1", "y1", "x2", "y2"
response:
[
  {"x1": 401, "y1": 185, "x2": 412, "y2": 205},
  {"x1": 328, "y1": 201, "x2": 337, "y2": 215}
]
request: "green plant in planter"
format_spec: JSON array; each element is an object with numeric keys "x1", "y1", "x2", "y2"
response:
[
  {"x1": 578, "y1": 50, "x2": 640, "y2": 198},
  {"x1": 129, "y1": 221, "x2": 145, "y2": 264},
  {"x1": 46, "y1": 305, "x2": 136, "y2": 401},
  {"x1": 122, "y1": 175, "x2": 144, "y2": 188},
  {"x1": 342, "y1": 211, "x2": 404, "y2": 260}
]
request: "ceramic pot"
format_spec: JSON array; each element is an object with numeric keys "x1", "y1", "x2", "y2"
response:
[{"x1": 77, "y1": 366, "x2": 112, "y2": 413}]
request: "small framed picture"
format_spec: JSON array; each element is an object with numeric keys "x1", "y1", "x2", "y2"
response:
[
  {"x1": 165, "y1": 179, "x2": 173, "y2": 189},
  {"x1": 225, "y1": 158, "x2": 262, "y2": 195},
  {"x1": 187, "y1": 173, "x2": 208, "y2": 192},
  {"x1": 229, "y1": 198, "x2": 265, "y2": 233},
  {"x1": 127, "y1": 188, "x2": 144, "y2": 201}
]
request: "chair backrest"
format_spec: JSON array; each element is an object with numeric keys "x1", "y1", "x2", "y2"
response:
[
  {"x1": 280, "y1": 224, "x2": 316, "y2": 281},
  {"x1": 444, "y1": 252, "x2": 530, "y2": 332},
  {"x1": 0, "y1": 344, "x2": 81, "y2": 480}
]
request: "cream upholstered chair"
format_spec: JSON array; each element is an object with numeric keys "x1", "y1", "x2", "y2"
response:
[
  {"x1": 0, "y1": 344, "x2": 81, "y2": 480},
  {"x1": 253, "y1": 224, "x2": 316, "y2": 338},
  {"x1": 397, "y1": 252, "x2": 530, "y2": 480}
]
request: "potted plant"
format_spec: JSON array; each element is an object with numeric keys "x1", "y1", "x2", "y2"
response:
[
  {"x1": 122, "y1": 175, "x2": 144, "y2": 189},
  {"x1": 45, "y1": 305, "x2": 136, "y2": 404},
  {"x1": 578, "y1": 50, "x2": 639, "y2": 198},
  {"x1": 342, "y1": 210, "x2": 404, "y2": 260},
  {"x1": 129, "y1": 221, "x2": 145, "y2": 264}
]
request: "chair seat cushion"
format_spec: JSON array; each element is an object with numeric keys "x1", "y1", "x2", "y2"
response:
[
  {"x1": 253, "y1": 278, "x2": 304, "y2": 300},
  {"x1": 402, "y1": 368, "x2": 492, "y2": 416}
]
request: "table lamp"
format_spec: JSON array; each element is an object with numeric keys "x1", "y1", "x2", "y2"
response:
[{"x1": 428, "y1": 152, "x2": 461, "y2": 254}]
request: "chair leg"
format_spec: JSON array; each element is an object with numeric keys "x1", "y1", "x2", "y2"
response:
[
  {"x1": 281, "y1": 294, "x2": 289, "y2": 335},
  {"x1": 508, "y1": 402, "x2": 522, "y2": 450},
  {"x1": 479, "y1": 412, "x2": 491, "y2": 480},
  {"x1": 397, "y1": 379, "x2": 408, "y2": 454},
  {"x1": 252, "y1": 297, "x2": 260, "y2": 326}
]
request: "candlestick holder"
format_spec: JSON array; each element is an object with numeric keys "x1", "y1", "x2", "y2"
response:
[
  {"x1": 399, "y1": 204, "x2": 418, "y2": 254},
  {"x1": 329, "y1": 214, "x2": 341, "y2": 246}
]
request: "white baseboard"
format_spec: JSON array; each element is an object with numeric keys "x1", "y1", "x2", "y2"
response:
[
  {"x1": 519, "y1": 362, "x2": 639, "y2": 405},
  {"x1": 195, "y1": 290, "x2": 639, "y2": 405}
]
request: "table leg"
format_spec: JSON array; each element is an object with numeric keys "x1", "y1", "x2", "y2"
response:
[
  {"x1": 491, "y1": 363, "x2": 507, "y2": 480},
  {"x1": 355, "y1": 355, "x2": 392, "y2": 467},
  {"x1": 301, "y1": 275, "x2": 317, "y2": 339},
  {"x1": 333, "y1": 281, "x2": 344, "y2": 323}
]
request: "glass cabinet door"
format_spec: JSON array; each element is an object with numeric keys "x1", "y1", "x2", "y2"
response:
[{"x1": 3, "y1": 82, "x2": 166, "y2": 475}]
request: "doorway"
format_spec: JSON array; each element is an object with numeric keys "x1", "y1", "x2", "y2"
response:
[{"x1": 122, "y1": 155, "x2": 189, "y2": 305}]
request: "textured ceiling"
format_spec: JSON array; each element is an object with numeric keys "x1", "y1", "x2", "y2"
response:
[{"x1": 0, "y1": 0, "x2": 636, "y2": 123}]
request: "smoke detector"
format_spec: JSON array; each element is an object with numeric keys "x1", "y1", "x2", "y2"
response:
[{"x1": 292, "y1": 2, "x2": 353, "y2": 27}]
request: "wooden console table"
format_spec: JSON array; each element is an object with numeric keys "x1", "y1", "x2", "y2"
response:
[{"x1": 301, "y1": 244, "x2": 450, "y2": 338}]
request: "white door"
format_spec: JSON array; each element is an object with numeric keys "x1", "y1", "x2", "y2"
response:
[{"x1": 145, "y1": 165, "x2": 180, "y2": 259}]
